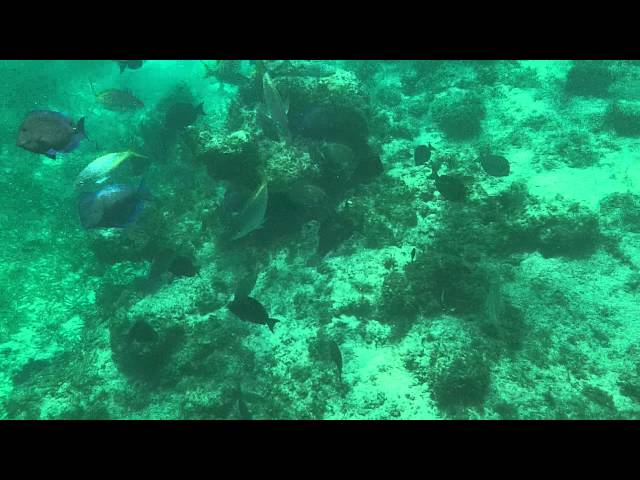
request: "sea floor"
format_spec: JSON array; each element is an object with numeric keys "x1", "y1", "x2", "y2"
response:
[{"x1": 1, "y1": 60, "x2": 640, "y2": 419}]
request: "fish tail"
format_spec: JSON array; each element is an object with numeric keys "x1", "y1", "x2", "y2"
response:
[
  {"x1": 89, "y1": 80, "x2": 96, "y2": 96},
  {"x1": 267, "y1": 318, "x2": 279, "y2": 333},
  {"x1": 197, "y1": 102, "x2": 206, "y2": 116},
  {"x1": 121, "y1": 200, "x2": 145, "y2": 230},
  {"x1": 129, "y1": 150, "x2": 149, "y2": 160},
  {"x1": 119, "y1": 63, "x2": 126, "y2": 73}
]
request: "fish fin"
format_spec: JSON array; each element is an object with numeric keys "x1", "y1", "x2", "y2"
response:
[
  {"x1": 77, "y1": 192, "x2": 101, "y2": 229},
  {"x1": 197, "y1": 102, "x2": 206, "y2": 116},
  {"x1": 230, "y1": 229, "x2": 247, "y2": 241},
  {"x1": 76, "y1": 117, "x2": 87, "y2": 139},
  {"x1": 137, "y1": 179, "x2": 153, "y2": 201},
  {"x1": 122, "y1": 200, "x2": 145, "y2": 228},
  {"x1": 128, "y1": 150, "x2": 149, "y2": 160},
  {"x1": 267, "y1": 318, "x2": 279, "y2": 333},
  {"x1": 119, "y1": 63, "x2": 126, "y2": 73},
  {"x1": 45, "y1": 149, "x2": 57, "y2": 159},
  {"x1": 96, "y1": 176, "x2": 108, "y2": 185},
  {"x1": 283, "y1": 95, "x2": 290, "y2": 115}
]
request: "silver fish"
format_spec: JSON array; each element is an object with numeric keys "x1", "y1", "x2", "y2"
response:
[
  {"x1": 262, "y1": 72, "x2": 291, "y2": 141},
  {"x1": 231, "y1": 181, "x2": 268, "y2": 240}
]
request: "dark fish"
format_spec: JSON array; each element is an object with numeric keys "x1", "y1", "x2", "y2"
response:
[
  {"x1": 169, "y1": 256, "x2": 198, "y2": 278},
  {"x1": 77, "y1": 180, "x2": 151, "y2": 229},
  {"x1": 128, "y1": 320, "x2": 158, "y2": 343},
  {"x1": 431, "y1": 161, "x2": 467, "y2": 202},
  {"x1": 320, "y1": 143, "x2": 358, "y2": 184},
  {"x1": 351, "y1": 143, "x2": 384, "y2": 184},
  {"x1": 202, "y1": 60, "x2": 247, "y2": 86},
  {"x1": 286, "y1": 182, "x2": 330, "y2": 221},
  {"x1": 95, "y1": 88, "x2": 144, "y2": 112},
  {"x1": 165, "y1": 102, "x2": 205, "y2": 131},
  {"x1": 414, "y1": 143, "x2": 435, "y2": 166},
  {"x1": 115, "y1": 60, "x2": 144, "y2": 73},
  {"x1": 328, "y1": 340, "x2": 343, "y2": 383},
  {"x1": 411, "y1": 247, "x2": 417, "y2": 262},
  {"x1": 479, "y1": 154, "x2": 510, "y2": 177},
  {"x1": 17, "y1": 110, "x2": 86, "y2": 159},
  {"x1": 228, "y1": 296, "x2": 279, "y2": 333},
  {"x1": 317, "y1": 213, "x2": 355, "y2": 258}
]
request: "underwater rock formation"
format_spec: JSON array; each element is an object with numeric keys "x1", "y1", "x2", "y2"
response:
[{"x1": 431, "y1": 89, "x2": 486, "y2": 140}]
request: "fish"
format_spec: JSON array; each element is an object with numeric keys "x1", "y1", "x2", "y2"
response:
[
  {"x1": 231, "y1": 181, "x2": 268, "y2": 240},
  {"x1": 94, "y1": 87, "x2": 144, "y2": 112},
  {"x1": 202, "y1": 60, "x2": 247, "y2": 85},
  {"x1": 431, "y1": 160, "x2": 467, "y2": 202},
  {"x1": 17, "y1": 110, "x2": 86, "y2": 159},
  {"x1": 352, "y1": 144, "x2": 384, "y2": 184},
  {"x1": 270, "y1": 60, "x2": 337, "y2": 78},
  {"x1": 295, "y1": 104, "x2": 369, "y2": 147},
  {"x1": 286, "y1": 182, "x2": 330, "y2": 221},
  {"x1": 256, "y1": 103, "x2": 280, "y2": 141},
  {"x1": 202, "y1": 60, "x2": 221, "y2": 78},
  {"x1": 328, "y1": 340, "x2": 343, "y2": 383},
  {"x1": 128, "y1": 320, "x2": 157, "y2": 343},
  {"x1": 319, "y1": 142, "x2": 358, "y2": 185},
  {"x1": 75, "y1": 151, "x2": 148, "y2": 189},
  {"x1": 262, "y1": 72, "x2": 291, "y2": 141},
  {"x1": 165, "y1": 101, "x2": 206, "y2": 131},
  {"x1": 414, "y1": 143, "x2": 435, "y2": 166},
  {"x1": 77, "y1": 180, "x2": 151, "y2": 229},
  {"x1": 228, "y1": 295, "x2": 279, "y2": 333},
  {"x1": 479, "y1": 154, "x2": 510, "y2": 177},
  {"x1": 169, "y1": 255, "x2": 198, "y2": 278},
  {"x1": 411, "y1": 247, "x2": 417, "y2": 262},
  {"x1": 115, "y1": 60, "x2": 144, "y2": 73}
]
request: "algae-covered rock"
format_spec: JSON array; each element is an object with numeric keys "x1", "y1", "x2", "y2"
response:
[
  {"x1": 431, "y1": 89, "x2": 486, "y2": 140},
  {"x1": 187, "y1": 128, "x2": 262, "y2": 188},
  {"x1": 431, "y1": 349, "x2": 491, "y2": 414},
  {"x1": 607, "y1": 100, "x2": 640, "y2": 137},
  {"x1": 565, "y1": 61, "x2": 614, "y2": 98}
]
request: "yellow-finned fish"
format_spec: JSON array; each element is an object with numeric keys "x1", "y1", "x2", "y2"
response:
[{"x1": 75, "y1": 151, "x2": 148, "y2": 189}]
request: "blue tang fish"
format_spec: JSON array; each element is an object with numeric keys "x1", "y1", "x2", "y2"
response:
[
  {"x1": 17, "y1": 110, "x2": 86, "y2": 159},
  {"x1": 77, "y1": 180, "x2": 151, "y2": 229}
]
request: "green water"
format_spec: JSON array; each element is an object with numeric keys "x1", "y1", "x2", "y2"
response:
[{"x1": 1, "y1": 60, "x2": 639, "y2": 419}]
